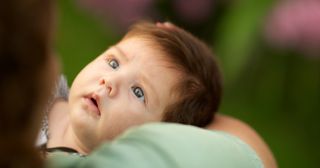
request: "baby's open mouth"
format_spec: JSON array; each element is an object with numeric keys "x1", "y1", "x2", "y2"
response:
[
  {"x1": 91, "y1": 98, "x2": 98, "y2": 107},
  {"x1": 88, "y1": 96, "x2": 101, "y2": 116}
]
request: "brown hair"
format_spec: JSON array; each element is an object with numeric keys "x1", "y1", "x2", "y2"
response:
[
  {"x1": 0, "y1": 0, "x2": 54, "y2": 167},
  {"x1": 124, "y1": 21, "x2": 222, "y2": 127}
]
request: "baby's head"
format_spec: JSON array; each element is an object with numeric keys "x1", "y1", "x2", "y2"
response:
[
  {"x1": 68, "y1": 21, "x2": 222, "y2": 152},
  {"x1": 125, "y1": 22, "x2": 222, "y2": 127}
]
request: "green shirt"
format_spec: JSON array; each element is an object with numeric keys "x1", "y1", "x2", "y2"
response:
[{"x1": 47, "y1": 123, "x2": 263, "y2": 168}]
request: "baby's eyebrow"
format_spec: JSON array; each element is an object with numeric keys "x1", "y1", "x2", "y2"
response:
[{"x1": 112, "y1": 46, "x2": 129, "y2": 62}]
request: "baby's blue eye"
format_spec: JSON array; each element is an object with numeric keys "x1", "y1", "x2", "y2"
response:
[
  {"x1": 108, "y1": 59, "x2": 119, "y2": 69},
  {"x1": 132, "y1": 86, "x2": 145, "y2": 102}
]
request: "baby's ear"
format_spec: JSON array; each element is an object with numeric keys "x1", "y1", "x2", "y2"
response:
[{"x1": 155, "y1": 22, "x2": 177, "y2": 30}]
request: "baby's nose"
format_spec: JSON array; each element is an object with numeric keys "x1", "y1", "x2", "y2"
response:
[{"x1": 99, "y1": 77, "x2": 116, "y2": 97}]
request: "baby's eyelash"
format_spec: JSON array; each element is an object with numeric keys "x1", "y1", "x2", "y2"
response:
[
  {"x1": 105, "y1": 54, "x2": 120, "y2": 68},
  {"x1": 132, "y1": 83, "x2": 148, "y2": 105},
  {"x1": 105, "y1": 54, "x2": 115, "y2": 62}
]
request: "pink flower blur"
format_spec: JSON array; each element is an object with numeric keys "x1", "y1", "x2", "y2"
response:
[
  {"x1": 173, "y1": 0, "x2": 214, "y2": 24},
  {"x1": 265, "y1": 0, "x2": 320, "y2": 57},
  {"x1": 77, "y1": 0, "x2": 155, "y2": 32}
]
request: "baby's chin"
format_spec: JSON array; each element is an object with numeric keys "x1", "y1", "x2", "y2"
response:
[{"x1": 99, "y1": 126, "x2": 130, "y2": 141}]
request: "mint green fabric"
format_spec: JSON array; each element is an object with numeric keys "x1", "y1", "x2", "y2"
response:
[{"x1": 47, "y1": 123, "x2": 263, "y2": 168}]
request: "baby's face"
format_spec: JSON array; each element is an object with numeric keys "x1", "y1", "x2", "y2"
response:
[{"x1": 68, "y1": 37, "x2": 181, "y2": 150}]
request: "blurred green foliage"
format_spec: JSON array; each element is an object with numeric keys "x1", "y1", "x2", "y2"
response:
[
  {"x1": 56, "y1": 0, "x2": 320, "y2": 167},
  {"x1": 56, "y1": 0, "x2": 121, "y2": 82}
]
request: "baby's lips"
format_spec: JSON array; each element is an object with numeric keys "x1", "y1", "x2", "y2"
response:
[{"x1": 91, "y1": 94, "x2": 101, "y2": 114}]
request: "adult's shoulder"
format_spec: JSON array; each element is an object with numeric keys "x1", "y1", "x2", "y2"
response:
[
  {"x1": 206, "y1": 114, "x2": 278, "y2": 168},
  {"x1": 89, "y1": 123, "x2": 263, "y2": 168},
  {"x1": 47, "y1": 123, "x2": 265, "y2": 168}
]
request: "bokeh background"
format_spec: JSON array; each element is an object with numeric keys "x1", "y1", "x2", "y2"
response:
[{"x1": 55, "y1": 0, "x2": 320, "y2": 167}]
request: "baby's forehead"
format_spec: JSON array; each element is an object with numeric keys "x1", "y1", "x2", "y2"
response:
[{"x1": 110, "y1": 38, "x2": 170, "y2": 60}]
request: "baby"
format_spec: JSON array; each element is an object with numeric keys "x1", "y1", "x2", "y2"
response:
[{"x1": 44, "y1": 21, "x2": 222, "y2": 155}]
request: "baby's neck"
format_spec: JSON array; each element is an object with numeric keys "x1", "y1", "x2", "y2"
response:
[
  {"x1": 46, "y1": 101, "x2": 89, "y2": 154},
  {"x1": 61, "y1": 126, "x2": 90, "y2": 154}
]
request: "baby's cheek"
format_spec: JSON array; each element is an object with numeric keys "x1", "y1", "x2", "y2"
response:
[{"x1": 98, "y1": 117, "x2": 129, "y2": 140}]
